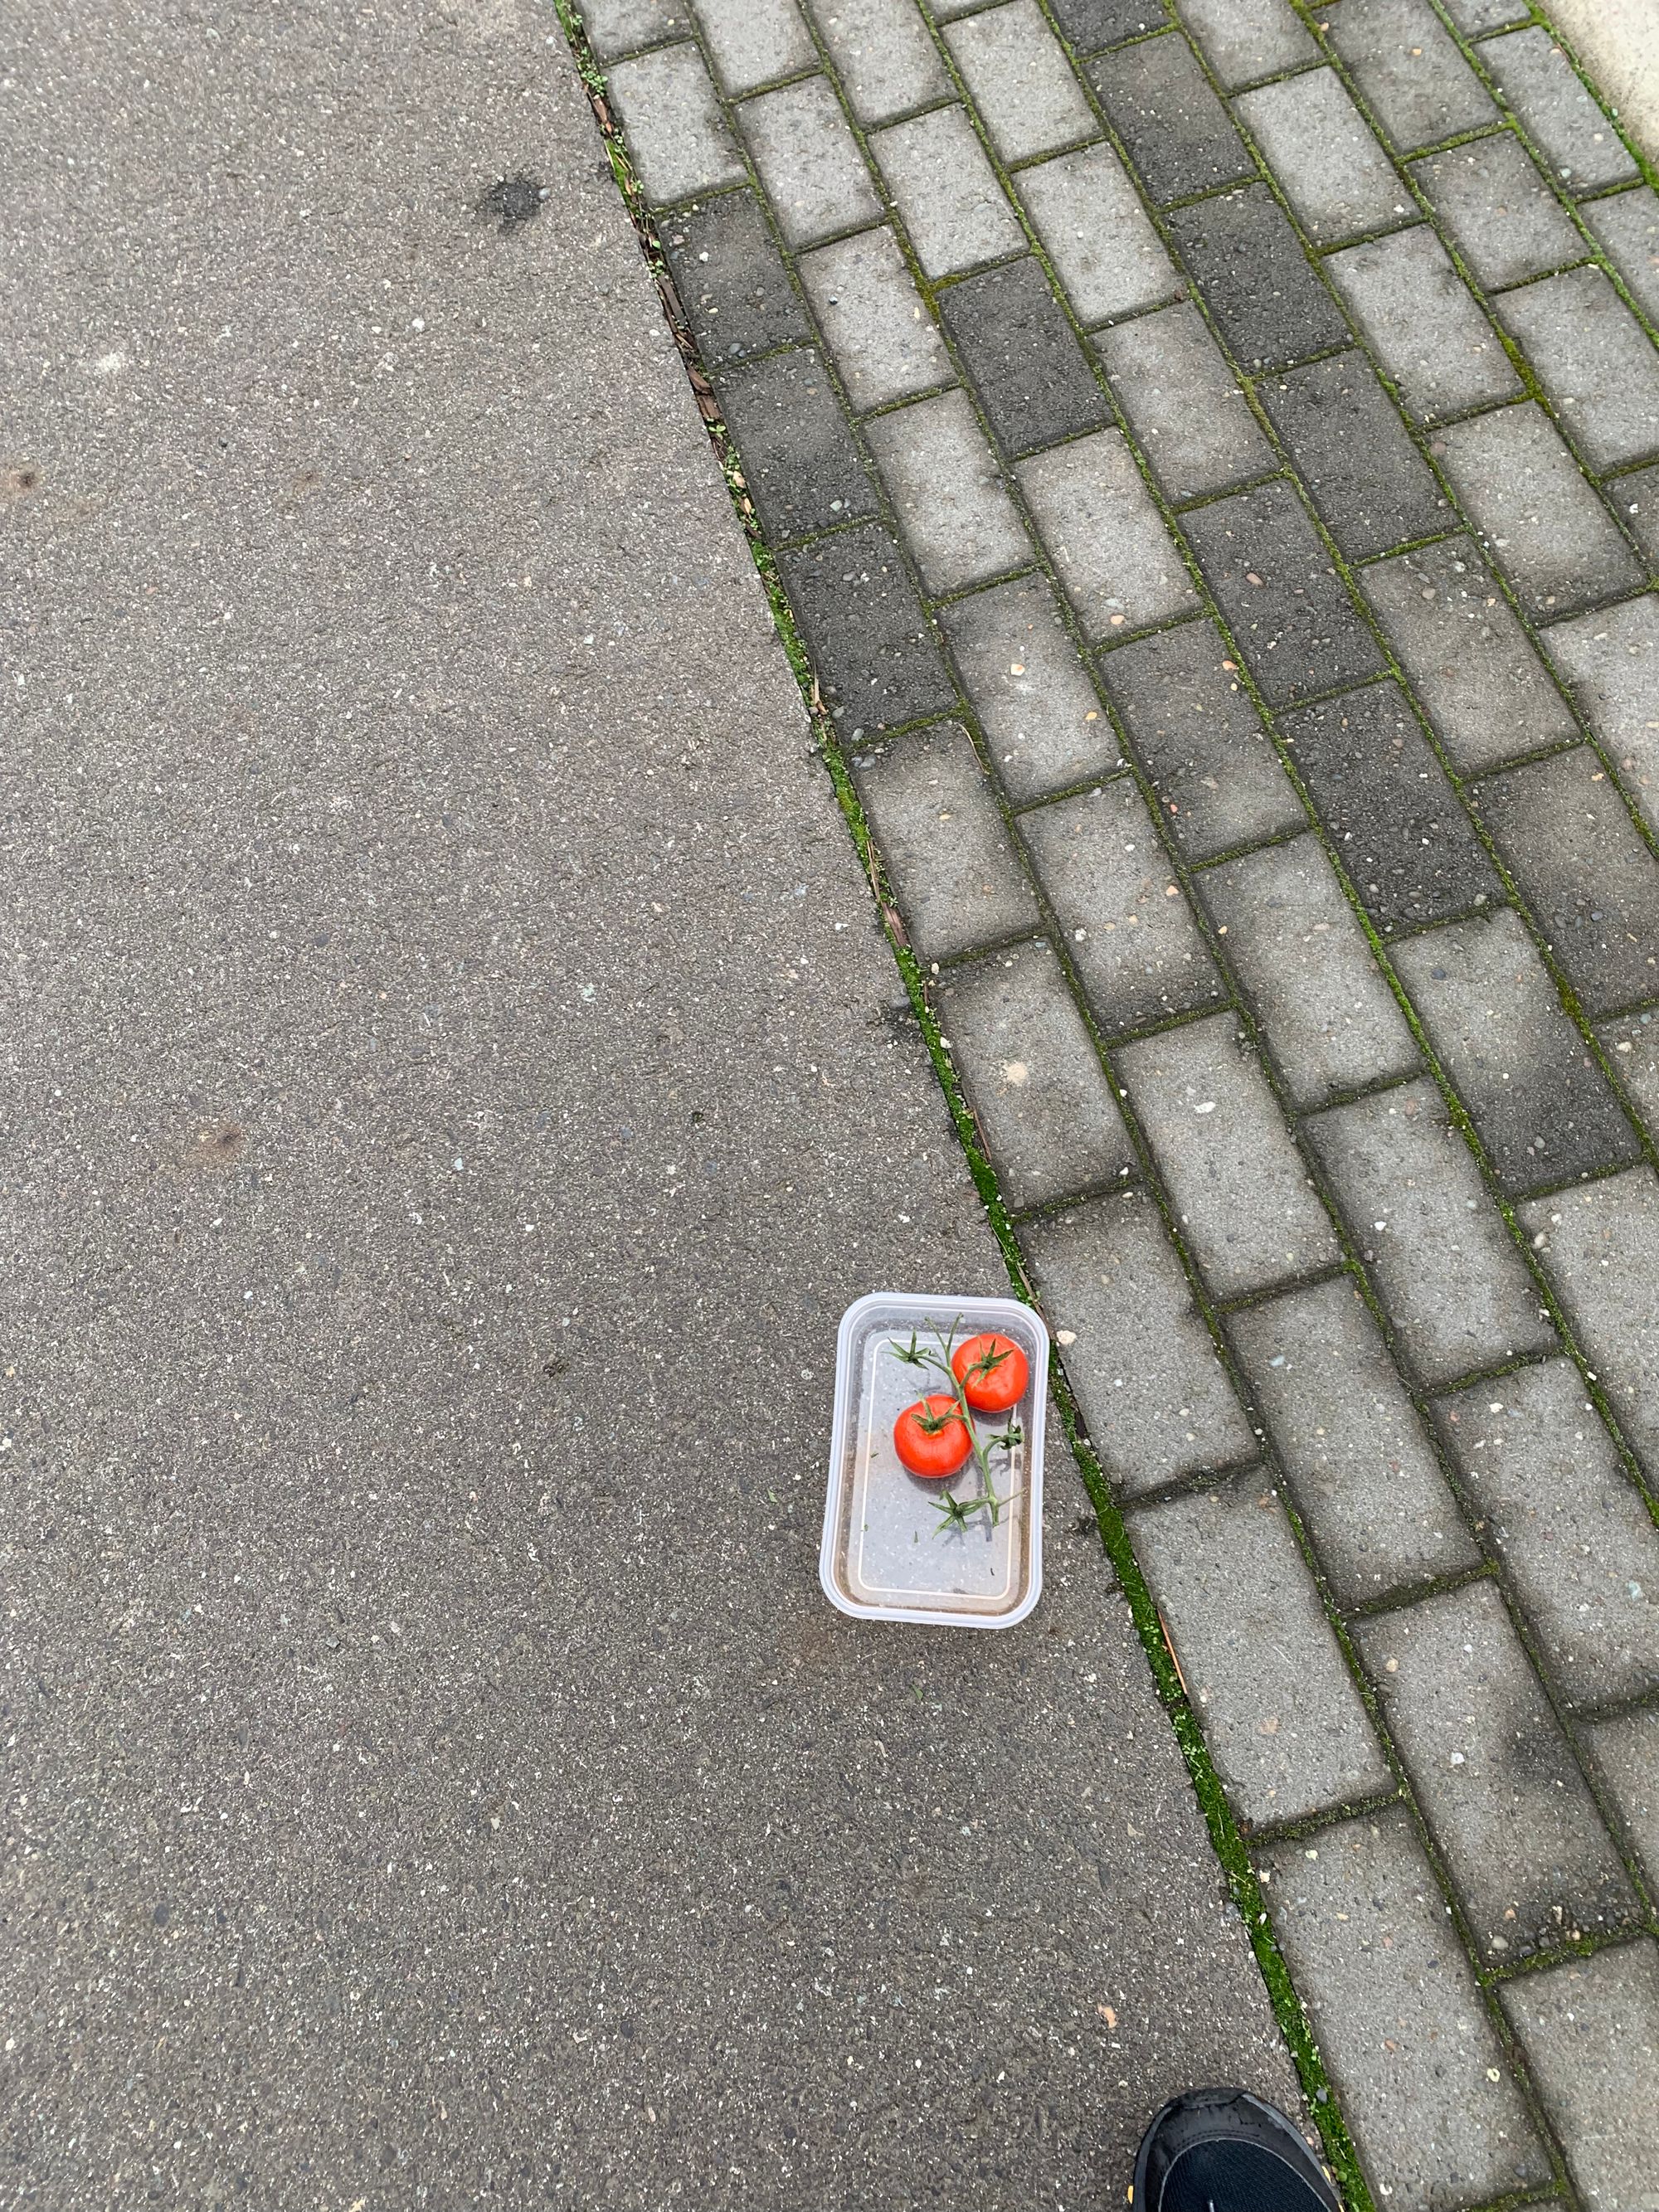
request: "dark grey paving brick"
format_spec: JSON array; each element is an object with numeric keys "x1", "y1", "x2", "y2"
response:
[
  {"x1": 663, "y1": 193, "x2": 810, "y2": 367},
  {"x1": 1132, "y1": 1475, "x2": 1391, "y2": 1825},
  {"x1": 1472, "y1": 749, "x2": 1659, "y2": 1018},
  {"x1": 1094, "y1": 304, "x2": 1276, "y2": 505},
  {"x1": 1501, "y1": 1941, "x2": 1659, "y2": 2212},
  {"x1": 942, "y1": 574, "x2": 1121, "y2": 805},
  {"x1": 579, "y1": 0, "x2": 687, "y2": 62},
  {"x1": 1019, "y1": 777, "x2": 1228, "y2": 1031},
  {"x1": 1521, "y1": 1168, "x2": 1659, "y2": 1480},
  {"x1": 1281, "y1": 681, "x2": 1501, "y2": 932},
  {"x1": 781, "y1": 523, "x2": 957, "y2": 727},
  {"x1": 1179, "y1": 0, "x2": 1316, "y2": 92},
  {"x1": 1482, "y1": 27, "x2": 1640, "y2": 197},
  {"x1": 1018, "y1": 430, "x2": 1199, "y2": 639},
  {"x1": 1181, "y1": 482, "x2": 1386, "y2": 707},
  {"x1": 1048, "y1": 0, "x2": 1171, "y2": 50},
  {"x1": 715, "y1": 347, "x2": 874, "y2": 542},
  {"x1": 1086, "y1": 32, "x2": 1254, "y2": 207},
  {"x1": 1022, "y1": 1189, "x2": 1257, "y2": 1492},
  {"x1": 943, "y1": 1, "x2": 1097, "y2": 164},
  {"x1": 1498, "y1": 266, "x2": 1659, "y2": 476},
  {"x1": 1359, "y1": 1582, "x2": 1638, "y2": 1959},
  {"x1": 1411, "y1": 134, "x2": 1586, "y2": 295},
  {"x1": 937, "y1": 259, "x2": 1112, "y2": 459},
  {"x1": 1601, "y1": 1007, "x2": 1659, "y2": 1135},
  {"x1": 1326, "y1": 227, "x2": 1522, "y2": 423},
  {"x1": 1199, "y1": 835, "x2": 1421, "y2": 1107},
  {"x1": 1099, "y1": 618, "x2": 1304, "y2": 859},
  {"x1": 1585, "y1": 1710, "x2": 1659, "y2": 1889},
  {"x1": 1166, "y1": 187, "x2": 1349, "y2": 373},
  {"x1": 854, "y1": 719, "x2": 1040, "y2": 959},
  {"x1": 807, "y1": 0, "x2": 950, "y2": 127},
  {"x1": 1608, "y1": 461, "x2": 1659, "y2": 571},
  {"x1": 1016, "y1": 143, "x2": 1180, "y2": 328},
  {"x1": 1584, "y1": 187, "x2": 1659, "y2": 328},
  {"x1": 867, "y1": 389, "x2": 1032, "y2": 596},
  {"x1": 1545, "y1": 595, "x2": 1659, "y2": 836},
  {"x1": 1234, "y1": 69, "x2": 1410, "y2": 245},
  {"x1": 1305, "y1": 1076, "x2": 1558, "y2": 1388},
  {"x1": 935, "y1": 941, "x2": 1134, "y2": 1206},
  {"x1": 1392, "y1": 909, "x2": 1638, "y2": 1193},
  {"x1": 800, "y1": 227, "x2": 954, "y2": 411},
  {"x1": 871, "y1": 107, "x2": 1026, "y2": 281},
  {"x1": 1435, "y1": 1358, "x2": 1659, "y2": 1711},
  {"x1": 1232, "y1": 1277, "x2": 1478, "y2": 1605},
  {"x1": 1437, "y1": 403, "x2": 1645, "y2": 620},
  {"x1": 1325, "y1": 0, "x2": 1498, "y2": 154},
  {"x1": 1359, "y1": 536, "x2": 1579, "y2": 774},
  {"x1": 1259, "y1": 350, "x2": 1447, "y2": 562},
  {"x1": 696, "y1": 0, "x2": 817, "y2": 96},
  {"x1": 609, "y1": 42, "x2": 747, "y2": 205},
  {"x1": 1116, "y1": 1013, "x2": 1340, "y2": 1299},
  {"x1": 1261, "y1": 1810, "x2": 1552, "y2": 2210}
]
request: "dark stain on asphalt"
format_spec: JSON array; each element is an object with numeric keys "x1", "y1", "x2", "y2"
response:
[{"x1": 479, "y1": 173, "x2": 547, "y2": 236}]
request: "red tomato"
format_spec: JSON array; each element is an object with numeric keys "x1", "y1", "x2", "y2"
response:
[
  {"x1": 893, "y1": 1393, "x2": 974, "y2": 1480},
  {"x1": 951, "y1": 1332, "x2": 1029, "y2": 1414}
]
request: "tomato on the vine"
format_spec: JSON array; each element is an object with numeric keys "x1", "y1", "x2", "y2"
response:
[
  {"x1": 893, "y1": 1393, "x2": 973, "y2": 1480},
  {"x1": 951, "y1": 1332, "x2": 1029, "y2": 1415}
]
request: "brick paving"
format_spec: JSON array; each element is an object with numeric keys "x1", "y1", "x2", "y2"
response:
[{"x1": 581, "y1": 1, "x2": 1659, "y2": 2203}]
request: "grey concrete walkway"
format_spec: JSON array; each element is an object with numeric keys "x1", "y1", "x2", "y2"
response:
[
  {"x1": 582, "y1": 2, "x2": 1659, "y2": 2208},
  {"x1": 0, "y1": 2, "x2": 1299, "y2": 2207}
]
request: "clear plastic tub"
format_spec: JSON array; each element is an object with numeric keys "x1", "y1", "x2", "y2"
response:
[{"x1": 820, "y1": 1291, "x2": 1048, "y2": 1630}]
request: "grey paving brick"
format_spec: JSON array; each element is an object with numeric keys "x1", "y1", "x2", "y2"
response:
[
  {"x1": 1437, "y1": 403, "x2": 1645, "y2": 620},
  {"x1": 871, "y1": 107, "x2": 1025, "y2": 280},
  {"x1": 1521, "y1": 1168, "x2": 1659, "y2": 1479},
  {"x1": 1472, "y1": 748, "x2": 1659, "y2": 1018},
  {"x1": 1326, "y1": 227, "x2": 1522, "y2": 423},
  {"x1": 1412, "y1": 134, "x2": 1586, "y2": 294},
  {"x1": 1584, "y1": 187, "x2": 1659, "y2": 328},
  {"x1": 693, "y1": 0, "x2": 816, "y2": 95},
  {"x1": 1048, "y1": 0, "x2": 1170, "y2": 50},
  {"x1": 1393, "y1": 909, "x2": 1637, "y2": 1192},
  {"x1": 1199, "y1": 835, "x2": 1421, "y2": 1107},
  {"x1": 854, "y1": 719, "x2": 1040, "y2": 958},
  {"x1": 1608, "y1": 461, "x2": 1659, "y2": 570},
  {"x1": 943, "y1": 2, "x2": 1097, "y2": 165},
  {"x1": 937, "y1": 259, "x2": 1111, "y2": 459},
  {"x1": 942, "y1": 575, "x2": 1120, "y2": 804},
  {"x1": 607, "y1": 42, "x2": 747, "y2": 205},
  {"x1": 1178, "y1": 0, "x2": 1316, "y2": 92},
  {"x1": 1359, "y1": 536, "x2": 1579, "y2": 775},
  {"x1": 662, "y1": 191, "x2": 811, "y2": 363},
  {"x1": 1282, "y1": 681, "x2": 1502, "y2": 931},
  {"x1": 1023, "y1": 1189, "x2": 1256, "y2": 1491},
  {"x1": 1585, "y1": 1709, "x2": 1659, "y2": 1888},
  {"x1": 935, "y1": 941, "x2": 1133, "y2": 1206},
  {"x1": 1234, "y1": 70, "x2": 1411, "y2": 246},
  {"x1": 1262, "y1": 1811, "x2": 1551, "y2": 2210},
  {"x1": 1499, "y1": 266, "x2": 1659, "y2": 477},
  {"x1": 799, "y1": 227, "x2": 952, "y2": 409},
  {"x1": 1167, "y1": 187, "x2": 1349, "y2": 373},
  {"x1": 1306, "y1": 1077, "x2": 1558, "y2": 1387},
  {"x1": 739, "y1": 77, "x2": 883, "y2": 249},
  {"x1": 1017, "y1": 430, "x2": 1198, "y2": 639},
  {"x1": 1359, "y1": 1582, "x2": 1638, "y2": 1958},
  {"x1": 1326, "y1": 0, "x2": 1498, "y2": 154},
  {"x1": 807, "y1": 0, "x2": 950, "y2": 126},
  {"x1": 1435, "y1": 1358, "x2": 1659, "y2": 1711},
  {"x1": 1086, "y1": 32, "x2": 1254, "y2": 207},
  {"x1": 1483, "y1": 27, "x2": 1639, "y2": 197},
  {"x1": 1019, "y1": 777, "x2": 1227, "y2": 1031},
  {"x1": 1439, "y1": 0, "x2": 1528, "y2": 30},
  {"x1": 1094, "y1": 304, "x2": 1275, "y2": 505},
  {"x1": 778, "y1": 522, "x2": 956, "y2": 727},
  {"x1": 1601, "y1": 1007, "x2": 1659, "y2": 1135},
  {"x1": 1501, "y1": 1941, "x2": 1659, "y2": 2212},
  {"x1": 1232, "y1": 1277, "x2": 1478, "y2": 1604},
  {"x1": 1015, "y1": 144, "x2": 1180, "y2": 328},
  {"x1": 1136, "y1": 1475, "x2": 1393, "y2": 1823},
  {"x1": 1098, "y1": 617, "x2": 1304, "y2": 859},
  {"x1": 716, "y1": 347, "x2": 873, "y2": 542},
  {"x1": 1545, "y1": 595, "x2": 1659, "y2": 836},
  {"x1": 1259, "y1": 350, "x2": 1447, "y2": 562},
  {"x1": 579, "y1": 0, "x2": 688, "y2": 62},
  {"x1": 1117, "y1": 1013, "x2": 1340, "y2": 1299},
  {"x1": 1181, "y1": 482, "x2": 1386, "y2": 707},
  {"x1": 866, "y1": 389, "x2": 1032, "y2": 596}
]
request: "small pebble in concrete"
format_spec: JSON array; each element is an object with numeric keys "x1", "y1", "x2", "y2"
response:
[{"x1": 1600, "y1": 1008, "x2": 1659, "y2": 1136}]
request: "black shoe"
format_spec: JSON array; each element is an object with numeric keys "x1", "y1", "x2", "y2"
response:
[{"x1": 1131, "y1": 2086, "x2": 1342, "y2": 2212}]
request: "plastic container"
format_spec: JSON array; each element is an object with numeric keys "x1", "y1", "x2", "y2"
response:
[{"x1": 820, "y1": 1291, "x2": 1048, "y2": 1630}]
